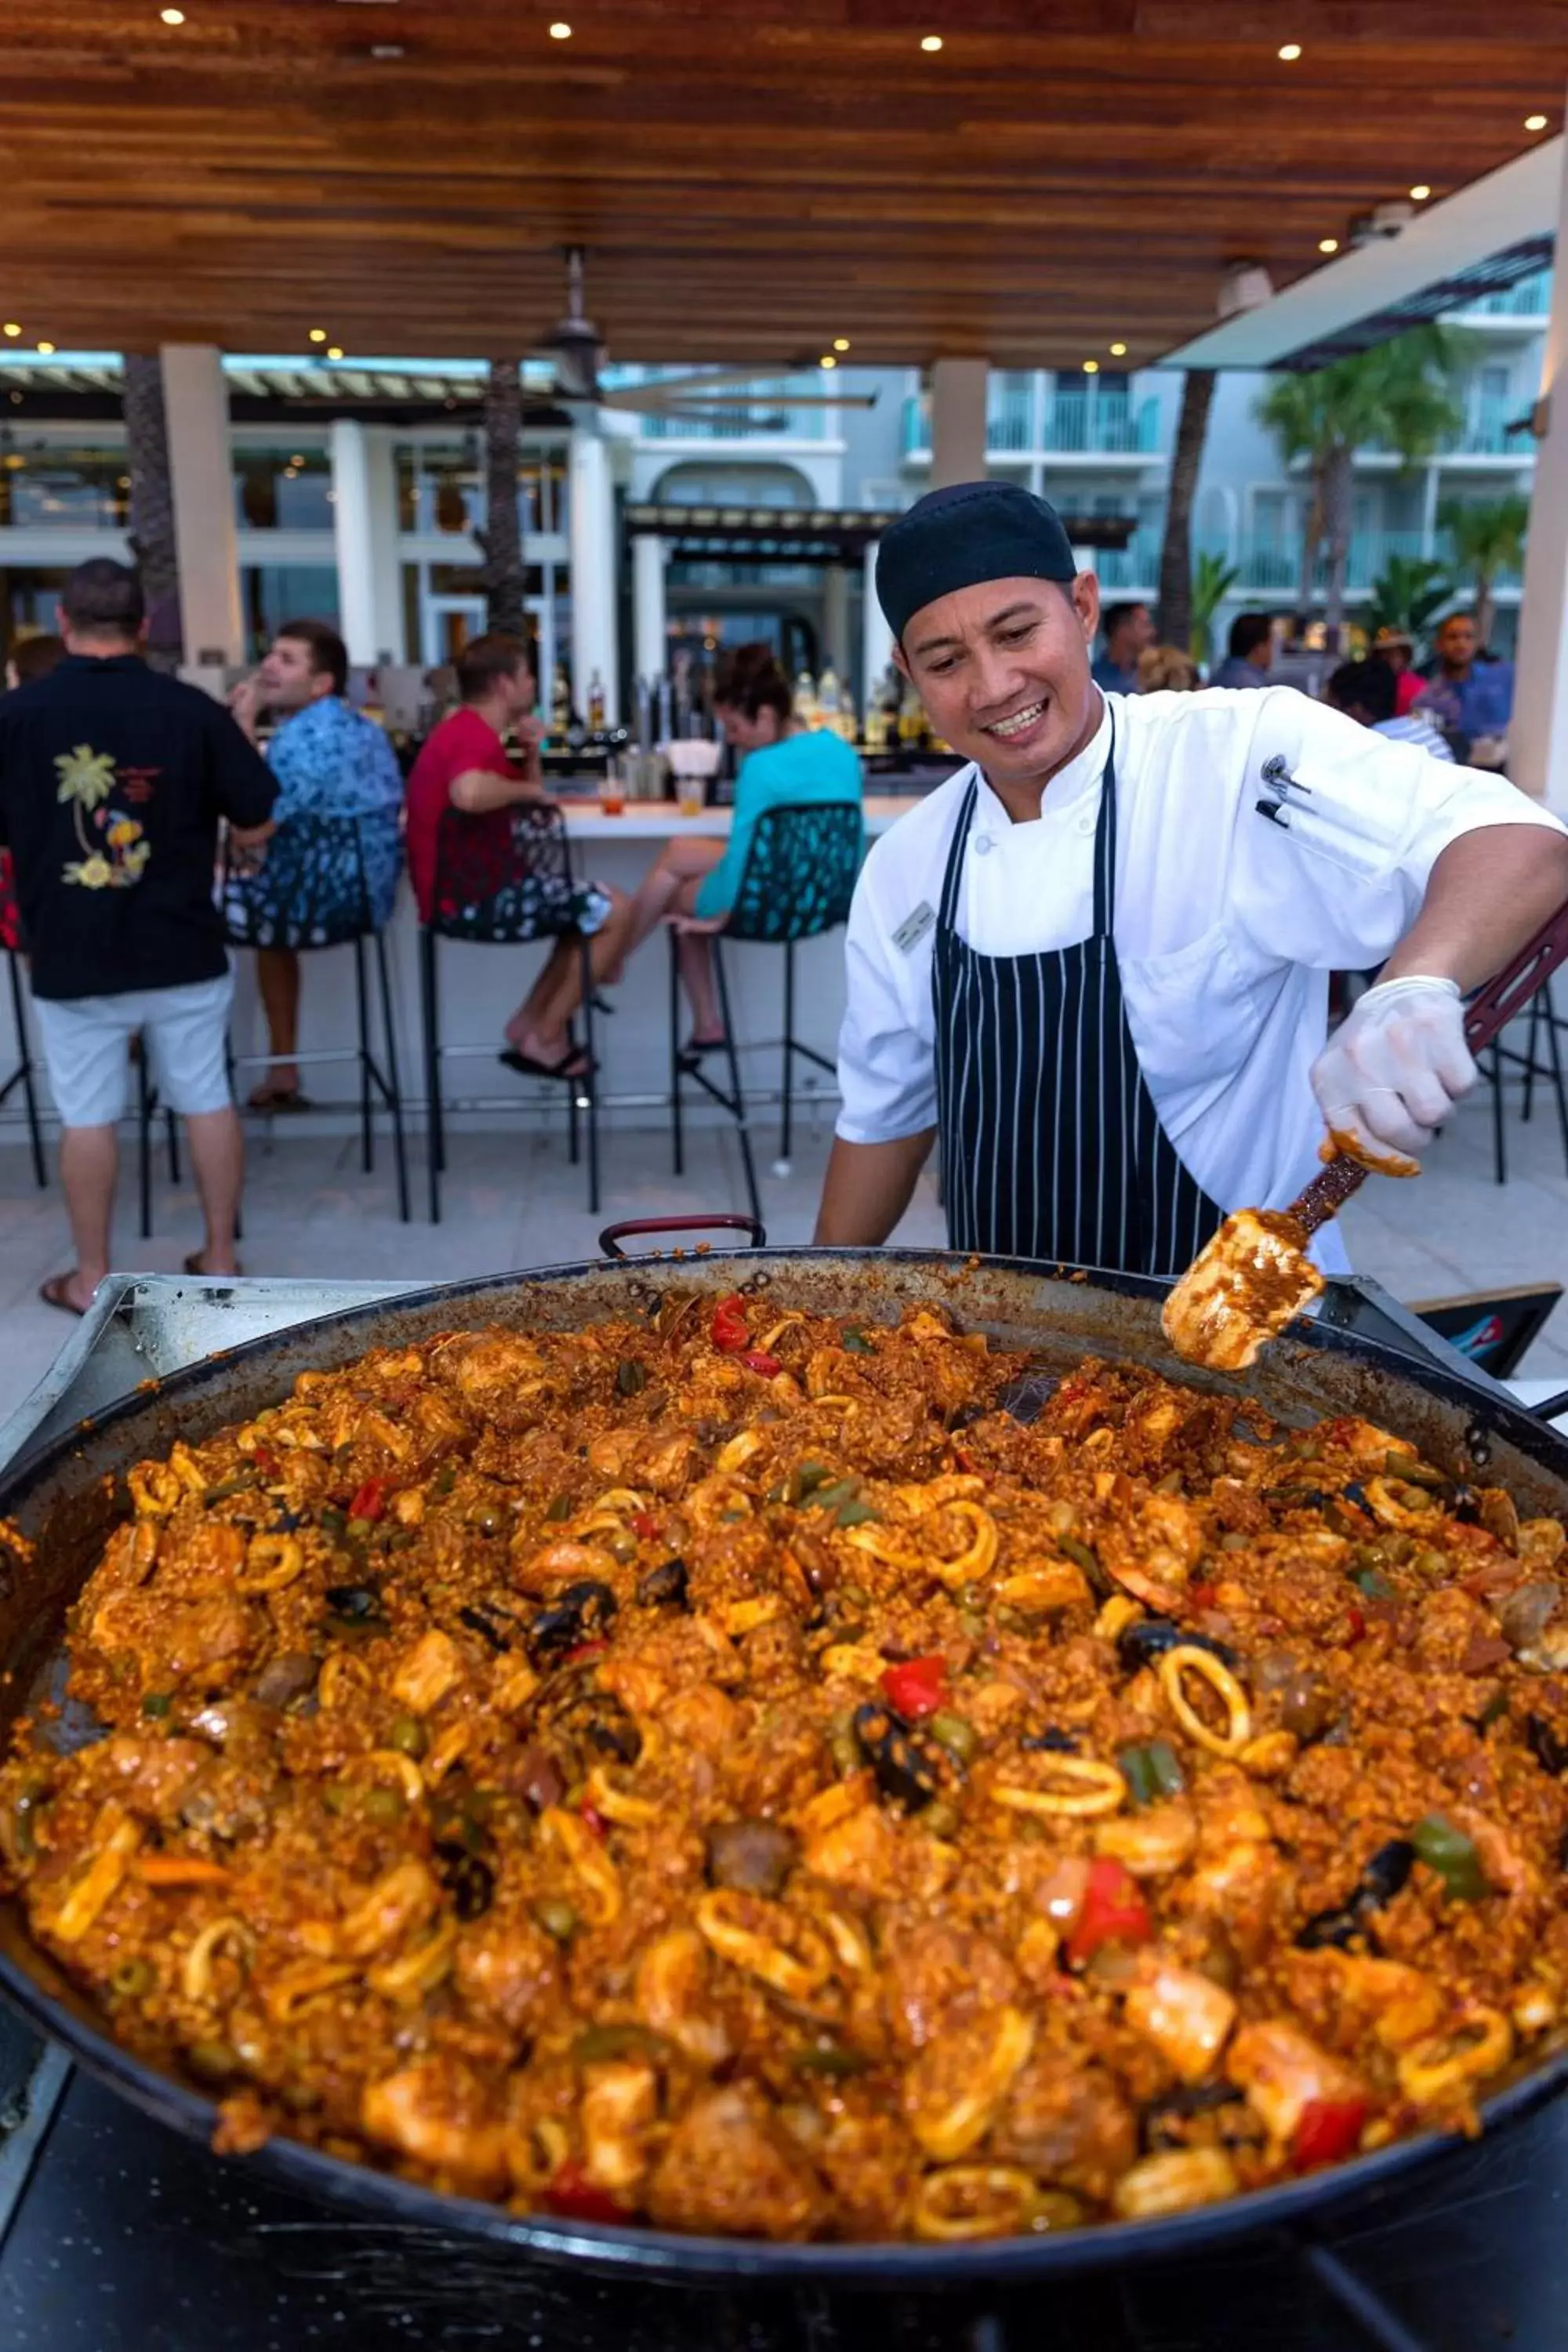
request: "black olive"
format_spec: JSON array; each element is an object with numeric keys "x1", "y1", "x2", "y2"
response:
[
  {"x1": 1021, "y1": 1727, "x2": 1080, "y2": 1753},
  {"x1": 1448, "y1": 1483, "x2": 1484, "y2": 1525},
  {"x1": 1142, "y1": 2080, "x2": 1250, "y2": 2151},
  {"x1": 637, "y1": 1558, "x2": 689, "y2": 1610},
  {"x1": 1264, "y1": 1486, "x2": 1332, "y2": 1510},
  {"x1": 1117, "y1": 1618, "x2": 1237, "y2": 1670},
  {"x1": 1358, "y1": 1838, "x2": 1417, "y2": 1906},
  {"x1": 1296, "y1": 1904, "x2": 1374, "y2": 1953},
  {"x1": 459, "y1": 1605, "x2": 512, "y2": 1653},
  {"x1": 528, "y1": 1581, "x2": 619, "y2": 1661},
  {"x1": 324, "y1": 1583, "x2": 381, "y2": 1620},
  {"x1": 434, "y1": 1842, "x2": 495, "y2": 1922},
  {"x1": 947, "y1": 1402, "x2": 989, "y2": 1432},
  {"x1": 586, "y1": 1709, "x2": 641, "y2": 1765},
  {"x1": 1526, "y1": 1715, "x2": 1568, "y2": 1778},
  {"x1": 851, "y1": 1702, "x2": 939, "y2": 1813},
  {"x1": 267, "y1": 1509, "x2": 307, "y2": 1534}
]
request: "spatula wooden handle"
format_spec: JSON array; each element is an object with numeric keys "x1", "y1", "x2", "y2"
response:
[{"x1": 1291, "y1": 893, "x2": 1568, "y2": 1240}]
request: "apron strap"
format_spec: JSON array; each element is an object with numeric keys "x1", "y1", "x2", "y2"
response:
[
  {"x1": 936, "y1": 773, "x2": 979, "y2": 934},
  {"x1": 1091, "y1": 704, "x2": 1118, "y2": 939}
]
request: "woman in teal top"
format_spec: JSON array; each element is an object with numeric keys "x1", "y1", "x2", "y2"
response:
[{"x1": 616, "y1": 643, "x2": 863, "y2": 1048}]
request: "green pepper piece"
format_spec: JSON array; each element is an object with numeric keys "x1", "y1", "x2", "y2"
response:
[
  {"x1": 929, "y1": 1709, "x2": 978, "y2": 1766},
  {"x1": 615, "y1": 1359, "x2": 648, "y2": 1396},
  {"x1": 1475, "y1": 1689, "x2": 1511, "y2": 1733},
  {"x1": 808, "y1": 1479, "x2": 859, "y2": 1513},
  {"x1": 433, "y1": 1465, "x2": 457, "y2": 1497},
  {"x1": 1119, "y1": 1738, "x2": 1185, "y2": 1807},
  {"x1": 201, "y1": 1475, "x2": 253, "y2": 1504},
  {"x1": 1385, "y1": 1450, "x2": 1447, "y2": 1490},
  {"x1": 319, "y1": 1505, "x2": 347, "y2": 1540},
  {"x1": 834, "y1": 1499, "x2": 881, "y2": 1527},
  {"x1": 545, "y1": 1494, "x2": 573, "y2": 1523},
  {"x1": 1412, "y1": 1812, "x2": 1489, "y2": 1901},
  {"x1": 571, "y1": 2022, "x2": 672, "y2": 2065},
  {"x1": 1058, "y1": 1534, "x2": 1105, "y2": 1592},
  {"x1": 140, "y1": 1692, "x2": 172, "y2": 1719},
  {"x1": 1350, "y1": 1566, "x2": 1396, "y2": 1600},
  {"x1": 789, "y1": 1461, "x2": 833, "y2": 1503},
  {"x1": 793, "y1": 2042, "x2": 871, "y2": 2077},
  {"x1": 840, "y1": 1329, "x2": 873, "y2": 1356}
]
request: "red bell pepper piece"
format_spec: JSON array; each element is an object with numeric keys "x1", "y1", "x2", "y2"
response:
[
  {"x1": 710, "y1": 1294, "x2": 749, "y2": 1352},
  {"x1": 543, "y1": 2161, "x2": 626, "y2": 2224},
  {"x1": 348, "y1": 1479, "x2": 389, "y2": 1523},
  {"x1": 562, "y1": 1639, "x2": 608, "y2": 1668},
  {"x1": 579, "y1": 1802, "x2": 608, "y2": 1839},
  {"x1": 252, "y1": 1450, "x2": 281, "y2": 1480},
  {"x1": 1189, "y1": 1581, "x2": 1218, "y2": 1610},
  {"x1": 1292, "y1": 2096, "x2": 1368, "y2": 2171},
  {"x1": 880, "y1": 1654, "x2": 949, "y2": 1721},
  {"x1": 740, "y1": 1349, "x2": 781, "y2": 1379},
  {"x1": 632, "y1": 1511, "x2": 659, "y2": 1541},
  {"x1": 1344, "y1": 1606, "x2": 1367, "y2": 1645},
  {"x1": 1064, "y1": 1858, "x2": 1152, "y2": 1967}
]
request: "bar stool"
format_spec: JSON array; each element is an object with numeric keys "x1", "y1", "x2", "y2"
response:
[
  {"x1": 419, "y1": 801, "x2": 601, "y2": 1221},
  {"x1": 223, "y1": 811, "x2": 410, "y2": 1222},
  {"x1": 0, "y1": 859, "x2": 46, "y2": 1189},
  {"x1": 1479, "y1": 975, "x2": 1568, "y2": 1185},
  {"x1": 668, "y1": 800, "x2": 864, "y2": 1224}
]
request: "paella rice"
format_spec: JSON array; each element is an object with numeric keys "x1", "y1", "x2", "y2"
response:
[{"x1": 3, "y1": 1292, "x2": 1568, "y2": 2241}]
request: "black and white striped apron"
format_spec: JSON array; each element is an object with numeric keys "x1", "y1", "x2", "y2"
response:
[{"x1": 931, "y1": 716, "x2": 1225, "y2": 1275}]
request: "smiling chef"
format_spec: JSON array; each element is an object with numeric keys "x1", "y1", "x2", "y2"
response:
[{"x1": 815, "y1": 482, "x2": 1568, "y2": 1269}]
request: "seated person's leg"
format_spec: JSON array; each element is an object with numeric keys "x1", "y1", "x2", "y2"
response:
[
  {"x1": 619, "y1": 837, "x2": 726, "y2": 967},
  {"x1": 252, "y1": 946, "x2": 303, "y2": 1106},
  {"x1": 31, "y1": 994, "x2": 133, "y2": 1311},
  {"x1": 504, "y1": 885, "x2": 631, "y2": 1079},
  {"x1": 151, "y1": 974, "x2": 244, "y2": 1276}
]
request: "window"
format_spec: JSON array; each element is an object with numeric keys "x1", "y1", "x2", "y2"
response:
[
  {"x1": 0, "y1": 445, "x2": 129, "y2": 529},
  {"x1": 234, "y1": 448, "x2": 332, "y2": 531},
  {"x1": 241, "y1": 566, "x2": 340, "y2": 659}
]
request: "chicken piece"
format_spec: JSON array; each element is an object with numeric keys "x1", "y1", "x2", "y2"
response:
[
  {"x1": 818, "y1": 2111, "x2": 921, "y2": 2242},
  {"x1": 633, "y1": 1430, "x2": 699, "y2": 1495},
  {"x1": 1161, "y1": 1209, "x2": 1324, "y2": 1373},
  {"x1": 158, "y1": 1596, "x2": 261, "y2": 1688},
  {"x1": 581, "y1": 2059, "x2": 659, "y2": 2194},
  {"x1": 390, "y1": 1628, "x2": 462, "y2": 1716},
  {"x1": 659, "y1": 1683, "x2": 740, "y2": 1760},
  {"x1": 1327, "y1": 1953, "x2": 1443, "y2": 2053},
  {"x1": 1094, "y1": 1800, "x2": 1197, "y2": 1878},
  {"x1": 879, "y1": 1919, "x2": 1019, "y2": 2052},
  {"x1": 454, "y1": 1914, "x2": 560, "y2": 2034},
  {"x1": 801, "y1": 1799, "x2": 903, "y2": 1900},
  {"x1": 361, "y1": 2060, "x2": 510, "y2": 2194},
  {"x1": 991, "y1": 2048, "x2": 1139, "y2": 2204},
  {"x1": 1229, "y1": 2020, "x2": 1367, "y2": 2144},
  {"x1": 100, "y1": 1736, "x2": 212, "y2": 1823},
  {"x1": 644, "y1": 2084, "x2": 823, "y2": 2239},
  {"x1": 1123, "y1": 1956, "x2": 1237, "y2": 2085}
]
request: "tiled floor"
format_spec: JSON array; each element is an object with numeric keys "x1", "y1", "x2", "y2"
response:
[{"x1": 2, "y1": 1074, "x2": 1566, "y2": 1432}]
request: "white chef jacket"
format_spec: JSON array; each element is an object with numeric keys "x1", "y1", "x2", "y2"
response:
[{"x1": 837, "y1": 687, "x2": 1565, "y2": 1268}]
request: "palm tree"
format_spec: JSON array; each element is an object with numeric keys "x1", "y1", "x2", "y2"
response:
[
  {"x1": 122, "y1": 351, "x2": 181, "y2": 672},
  {"x1": 473, "y1": 358, "x2": 528, "y2": 638},
  {"x1": 1436, "y1": 492, "x2": 1530, "y2": 650},
  {"x1": 1255, "y1": 328, "x2": 1465, "y2": 650},
  {"x1": 1366, "y1": 553, "x2": 1454, "y2": 652},
  {"x1": 1156, "y1": 370, "x2": 1214, "y2": 653},
  {"x1": 1189, "y1": 550, "x2": 1240, "y2": 666}
]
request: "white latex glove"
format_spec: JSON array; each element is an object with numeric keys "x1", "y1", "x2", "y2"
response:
[{"x1": 1309, "y1": 975, "x2": 1477, "y2": 1167}]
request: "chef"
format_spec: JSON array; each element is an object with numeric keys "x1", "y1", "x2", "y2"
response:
[{"x1": 815, "y1": 481, "x2": 1568, "y2": 1269}]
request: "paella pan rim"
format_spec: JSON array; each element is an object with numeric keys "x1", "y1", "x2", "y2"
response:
[{"x1": 2, "y1": 1243, "x2": 1566, "y2": 2279}]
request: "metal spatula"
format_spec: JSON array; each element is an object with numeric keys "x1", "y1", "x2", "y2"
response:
[{"x1": 1162, "y1": 896, "x2": 1568, "y2": 1373}]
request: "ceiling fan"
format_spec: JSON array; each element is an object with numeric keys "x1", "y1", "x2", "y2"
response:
[{"x1": 529, "y1": 246, "x2": 877, "y2": 421}]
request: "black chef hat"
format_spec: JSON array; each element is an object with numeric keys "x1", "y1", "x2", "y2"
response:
[{"x1": 876, "y1": 481, "x2": 1078, "y2": 639}]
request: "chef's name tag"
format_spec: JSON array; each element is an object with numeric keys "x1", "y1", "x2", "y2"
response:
[{"x1": 892, "y1": 902, "x2": 937, "y2": 955}]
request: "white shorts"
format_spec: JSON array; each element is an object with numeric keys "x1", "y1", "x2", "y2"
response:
[{"x1": 33, "y1": 971, "x2": 235, "y2": 1130}]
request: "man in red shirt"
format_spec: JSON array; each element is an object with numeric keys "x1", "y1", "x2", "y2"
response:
[{"x1": 405, "y1": 633, "x2": 629, "y2": 1079}]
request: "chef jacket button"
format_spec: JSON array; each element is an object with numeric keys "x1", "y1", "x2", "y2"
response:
[
  {"x1": 1078, "y1": 811, "x2": 1096, "y2": 833},
  {"x1": 974, "y1": 833, "x2": 993, "y2": 855}
]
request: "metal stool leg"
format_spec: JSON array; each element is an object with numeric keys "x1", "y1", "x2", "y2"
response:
[
  {"x1": 165, "y1": 1106, "x2": 180, "y2": 1186},
  {"x1": 1540, "y1": 980, "x2": 1568, "y2": 1176},
  {"x1": 1490, "y1": 1043, "x2": 1507, "y2": 1185},
  {"x1": 1523, "y1": 995, "x2": 1542, "y2": 1124},
  {"x1": 579, "y1": 935, "x2": 600, "y2": 1216},
  {"x1": 713, "y1": 936, "x2": 761, "y2": 1228},
  {"x1": 375, "y1": 928, "x2": 411, "y2": 1224},
  {"x1": 670, "y1": 929, "x2": 684, "y2": 1178},
  {"x1": 354, "y1": 934, "x2": 375, "y2": 1173},
  {"x1": 419, "y1": 926, "x2": 442, "y2": 1223},
  {"x1": 137, "y1": 1045, "x2": 154, "y2": 1240},
  {"x1": 775, "y1": 935, "x2": 796, "y2": 1178},
  {"x1": 7, "y1": 951, "x2": 46, "y2": 1188}
]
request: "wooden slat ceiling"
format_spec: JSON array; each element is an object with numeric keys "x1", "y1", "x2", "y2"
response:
[{"x1": 1, "y1": 1, "x2": 1565, "y2": 369}]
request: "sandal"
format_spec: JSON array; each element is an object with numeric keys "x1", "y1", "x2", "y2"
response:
[
  {"x1": 248, "y1": 1083, "x2": 312, "y2": 1112},
  {"x1": 39, "y1": 1272, "x2": 88, "y2": 1317},
  {"x1": 183, "y1": 1252, "x2": 245, "y2": 1278},
  {"x1": 499, "y1": 1046, "x2": 597, "y2": 1084},
  {"x1": 678, "y1": 1033, "x2": 728, "y2": 1063}
]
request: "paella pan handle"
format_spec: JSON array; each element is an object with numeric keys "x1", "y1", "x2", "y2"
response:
[{"x1": 597, "y1": 1214, "x2": 768, "y2": 1260}]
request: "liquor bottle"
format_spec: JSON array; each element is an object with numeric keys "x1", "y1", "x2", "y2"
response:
[
  {"x1": 817, "y1": 662, "x2": 843, "y2": 731},
  {"x1": 550, "y1": 662, "x2": 572, "y2": 735},
  {"x1": 793, "y1": 666, "x2": 819, "y2": 728},
  {"x1": 586, "y1": 670, "x2": 607, "y2": 731}
]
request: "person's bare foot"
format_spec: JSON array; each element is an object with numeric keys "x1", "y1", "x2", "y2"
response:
[
  {"x1": 183, "y1": 1249, "x2": 242, "y2": 1277},
  {"x1": 40, "y1": 1269, "x2": 99, "y2": 1315}
]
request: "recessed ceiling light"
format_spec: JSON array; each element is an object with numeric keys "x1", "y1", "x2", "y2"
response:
[
  {"x1": 1109, "y1": 340, "x2": 1127, "y2": 357},
  {"x1": 1082, "y1": 359, "x2": 1099, "y2": 375},
  {"x1": 327, "y1": 345, "x2": 345, "y2": 360},
  {"x1": 36, "y1": 340, "x2": 55, "y2": 354},
  {"x1": 160, "y1": 6, "x2": 185, "y2": 21},
  {"x1": 308, "y1": 328, "x2": 327, "y2": 343},
  {"x1": 369, "y1": 42, "x2": 403, "y2": 56},
  {"x1": 549, "y1": 20, "x2": 572, "y2": 35},
  {"x1": 1277, "y1": 42, "x2": 1301, "y2": 60},
  {"x1": 1319, "y1": 237, "x2": 1340, "y2": 254},
  {"x1": 2, "y1": 324, "x2": 19, "y2": 339},
  {"x1": 1410, "y1": 184, "x2": 1432, "y2": 201},
  {"x1": 1526, "y1": 114, "x2": 1549, "y2": 132},
  {"x1": 920, "y1": 34, "x2": 943, "y2": 51},
  {"x1": 819, "y1": 355, "x2": 837, "y2": 371},
  {"x1": 289, "y1": 453, "x2": 306, "y2": 465},
  {"x1": 833, "y1": 337, "x2": 851, "y2": 353}
]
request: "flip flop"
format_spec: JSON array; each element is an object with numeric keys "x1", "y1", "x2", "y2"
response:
[
  {"x1": 183, "y1": 1252, "x2": 245, "y2": 1278},
  {"x1": 678, "y1": 1033, "x2": 728, "y2": 1063},
  {"x1": 248, "y1": 1086, "x2": 313, "y2": 1113},
  {"x1": 39, "y1": 1273, "x2": 87, "y2": 1317},
  {"x1": 499, "y1": 1047, "x2": 597, "y2": 1084}
]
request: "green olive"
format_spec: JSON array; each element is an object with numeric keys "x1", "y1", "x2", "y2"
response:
[
  {"x1": 111, "y1": 1956, "x2": 155, "y2": 1998},
  {"x1": 362, "y1": 1785, "x2": 405, "y2": 1824},
  {"x1": 532, "y1": 1896, "x2": 579, "y2": 1942},
  {"x1": 388, "y1": 1714, "x2": 428, "y2": 1759}
]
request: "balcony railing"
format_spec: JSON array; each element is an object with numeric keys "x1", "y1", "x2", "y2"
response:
[
  {"x1": 1094, "y1": 529, "x2": 1161, "y2": 590},
  {"x1": 901, "y1": 392, "x2": 1160, "y2": 459},
  {"x1": 1226, "y1": 526, "x2": 1523, "y2": 595},
  {"x1": 636, "y1": 375, "x2": 827, "y2": 441},
  {"x1": 1446, "y1": 271, "x2": 1552, "y2": 320}
]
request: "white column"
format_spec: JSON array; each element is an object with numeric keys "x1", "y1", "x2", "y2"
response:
[
  {"x1": 568, "y1": 426, "x2": 619, "y2": 724},
  {"x1": 862, "y1": 538, "x2": 895, "y2": 706},
  {"x1": 929, "y1": 357, "x2": 989, "y2": 489},
  {"x1": 632, "y1": 532, "x2": 666, "y2": 685},
  {"x1": 822, "y1": 563, "x2": 850, "y2": 673},
  {"x1": 330, "y1": 419, "x2": 378, "y2": 665},
  {"x1": 160, "y1": 343, "x2": 243, "y2": 666},
  {"x1": 1512, "y1": 117, "x2": 1568, "y2": 806},
  {"x1": 365, "y1": 426, "x2": 404, "y2": 661}
]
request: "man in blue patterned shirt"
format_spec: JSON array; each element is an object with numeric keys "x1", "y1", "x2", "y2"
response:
[{"x1": 228, "y1": 619, "x2": 404, "y2": 1108}]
